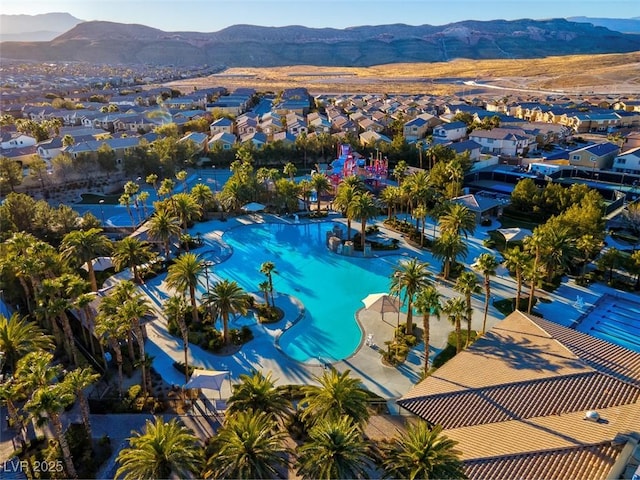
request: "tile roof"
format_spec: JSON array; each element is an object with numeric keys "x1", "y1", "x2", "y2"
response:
[{"x1": 464, "y1": 442, "x2": 622, "y2": 480}]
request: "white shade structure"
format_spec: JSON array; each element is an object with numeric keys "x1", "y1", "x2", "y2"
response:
[
  {"x1": 184, "y1": 369, "x2": 229, "y2": 398},
  {"x1": 362, "y1": 293, "x2": 400, "y2": 321},
  {"x1": 497, "y1": 228, "x2": 532, "y2": 246},
  {"x1": 81, "y1": 256, "x2": 115, "y2": 272}
]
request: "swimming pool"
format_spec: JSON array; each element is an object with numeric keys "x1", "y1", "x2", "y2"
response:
[
  {"x1": 211, "y1": 221, "x2": 399, "y2": 364},
  {"x1": 574, "y1": 294, "x2": 640, "y2": 353}
]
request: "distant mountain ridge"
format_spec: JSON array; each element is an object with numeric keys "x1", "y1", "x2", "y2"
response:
[
  {"x1": 2, "y1": 17, "x2": 640, "y2": 67},
  {"x1": 568, "y1": 16, "x2": 640, "y2": 33},
  {"x1": 0, "y1": 12, "x2": 83, "y2": 41}
]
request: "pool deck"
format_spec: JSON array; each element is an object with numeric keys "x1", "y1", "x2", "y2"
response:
[{"x1": 111, "y1": 211, "x2": 640, "y2": 406}]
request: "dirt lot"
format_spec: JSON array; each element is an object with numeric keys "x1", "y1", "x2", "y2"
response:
[{"x1": 164, "y1": 52, "x2": 640, "y2": 97}]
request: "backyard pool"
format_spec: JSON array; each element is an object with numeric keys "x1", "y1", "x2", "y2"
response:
[
  {"x1": 574, "y1": 294, "x2": 640, "y2": 353},
  {"x1": 211, "y1": 221, "x2": 401, "y2": 364}
]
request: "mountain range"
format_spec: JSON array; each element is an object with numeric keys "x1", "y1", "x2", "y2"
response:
[{"x1": 1, "y1": 14, "x2": 640, "y2": 67}]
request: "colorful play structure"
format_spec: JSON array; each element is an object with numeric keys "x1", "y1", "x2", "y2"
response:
[{"x1": 327, "y1": 144, "x2": 389, "y2": 188}]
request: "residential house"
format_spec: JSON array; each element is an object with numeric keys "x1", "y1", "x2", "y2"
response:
[
  {"x1": 209, "y1": 117, "x2": 234, "y2": 136},
  {"x1": 236, "y1": 115, "x2": 258, "y2": 138},
  {"x1": 398, "y1": 310, "x2": 640, "y2": 480},
  {"x1": 613, "y1": 100, "x2": 640, "y2": 112},
  {"x1": 359, "y1": 131, "x2": 391, "y2": 147},
  {"x1": 208, "y1": 132, "x2": 236, "y2": 151},
  {"x1": 403, "y1": 113, "x2": 439, "y2": 141},
  {"x1": 307, "y1": 113, "x2": 332, "y2": 133},
  {"x1": 1, "y1": 132, "x2": 37, "y2": 150},
  {"x1": 64, "y1": 137, "x2": 140, "y2": 164},
  {"x1": 272, "y1": 131, "x2": 297, "y2": 145},
  {"x1": 469, "y1": 128, "x2": 535, "y2": 157},
  {"x1": 285, "y1": 113, "x2": 308, "y2": 136},
  {"x1": 358, "y1": 117, "x2": 384, "y2": 133},
  {"x1": 446, "y1": 140, "x2": 482, "y2": 162},
  {"x1": 260, "y1": 113, "x2": 286, "y2": 138},
  {"x1": 179, "y1": 132, "x2": 208, "y2": 153},
  {"x1": 207, "y1": 95, "x2": 250, "y2": 116},
  {"x1": 113, "y1": 114, "x2": 159, "y2": 133},
  {"x1": 568, "y1": 142, "x2": 620, "y2": 169},
  {"x1": 240, "y1": 131, "x2": 268, "y2": 148},
  {"x1": 433, "y1": 121, "x2": 467, "y2": 143},
  {"x1": 36, "y1": 137, "x2": 64, "y2": 161},
  {"x1": 623, "y1": 131, "x2": 640, "y2": 152},
  {"x1": 612, "y1": 146, "x2": 640, "y2": 175},
  {"x1": 571, "y1": 112, "x2": 622, "y2": 133}
]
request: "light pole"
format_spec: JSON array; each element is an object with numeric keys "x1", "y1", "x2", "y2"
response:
[{"x1": 99, "y1": 199, "x2": 105, "y2": 225}]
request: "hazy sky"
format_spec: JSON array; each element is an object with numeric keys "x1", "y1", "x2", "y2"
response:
[{"x1": 3, "y1": 0, "x2": 639, "y2": 31}]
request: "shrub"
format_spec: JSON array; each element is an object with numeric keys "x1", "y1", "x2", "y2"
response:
[
  {"x1": 173, "y1": 361, "x2": 195, "y2": 377},
  {"x1": 127, "y1": 384, "x2": 142, "y2": 402}
]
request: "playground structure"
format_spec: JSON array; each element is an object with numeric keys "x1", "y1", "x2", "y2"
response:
[{"x1": 327, "y1": 144, "x2": 389, "y2": 189}]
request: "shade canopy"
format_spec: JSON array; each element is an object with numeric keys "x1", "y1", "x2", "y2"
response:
[
  {"x1": 81, "y1": 256, "x2": 114, "y2": 272},
  {"x1": 362, "y1": 293, "x2": 400, "y2": 321},
  {"x1": 497, "y1": 228, "x2": 532, "y2": 244},
  {"x1": 184, "y1": 369, "x2": 229, "y2": 397},
  {"x1": 242, "y1": 202, "x2": 266, "y2": 212}
]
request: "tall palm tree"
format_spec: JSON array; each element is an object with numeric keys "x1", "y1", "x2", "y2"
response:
[
  {"x1": 432, "y1": 232, "x2": 468, "y2": 280},
  {"x1": 60, "y1": 228, "x2": 112, "y2": 291},
  {"x1": 190, "y1": 183, "x2": 215, "y2": 219},
  {"x1": 351, "y1": 192, "x2": 379, "y2": 250},
  {"x1": 283, "y1": 161, "x2": 297, "y2": 180},
  {"x1": 119, "y1": 293, "x2": 153, "y2": 395},
  {"x1": 260, "y1": 261, "x2": 277, "y2": 306},
  {"x1": 334, "y1": 183, "x2": 360, "y2": 241},
  {"x1": 414, "y1": 285, "x2": 442, "y2": 373},
  {"x1": 171, "y1": 192, "x2": 202, "y2": 234},
  {"x1": 147, "y1": 209, "x2": 181, "y2": 260},
  {"x1": 227, "y1": 371, "x2": 290, "y2": 423},
  {"x1": 296, "y1": 416, "x2": 374, "y2": 480},
  {"x1": 454, "y1": 271, "x2": 480, "y2": 346},
  {"x1": 380, "y1": 185, "x2": 400, "y2": 219},
  {"x1": 62, "y1": 367, "x2": 100, "y2": 440},
  {"x1": 475, "y1": 253, "x2": 499, "y2": 334},
  {"x1": 438, "y1": 203, "x2": 476, "y2": 239},
  {"x1": 203, "y1": 279, "x2": 251, "y2": 345},
  {"x1": 413, "y1": 204, "x2": 428, "y2": 246},
  {"x1": 167, "y1": 252, "x2": 205, "y2": 325},
  {"x1": 164, "y1": 295, "x2": 191, "y2": 383},
  {"x1": 300, "y1": 367, "x2": 370, "y2": 428},
  {"x1": 381, "y1": 422, "x2": 465, "y2": 480},
  {"x1": 203, "y1": 410, "x2": 289, "y2": 480},
  {"x1": 540, "y1": 227, "x2": 577, "y2": 283},
  {"x1": 95, "y1": 310, "x2": 128, "y2": 397},
  {"x1": 26, "y1": 383, "x2": 78, "y2": 479},
  {"x1": 502, "y1": 247, "x2": 531, "y2": 311},
  {"x1": 576, "y1": 233, "x2": 604, "y2": 277},
  {"x1": 524, "y1": 230, "x2": 545, "y2": 314},
  {"x1": 0, "y1": 379, "x2": 26, "y2": 444},
  {"x1": 390, "y1": 257, "x2": 432, "y2": 334},
  {"x1": 310, "y1": 172, "x2": 331, "y2": 212},
  {"x1": 443, "y1": 297, "x2": 466, "y2": 354},
  {"x1": 0, "y1": 313, "x2": 53, "y2": 372},
  {"x1": 112, "y1": 236, "x2": 155, "y2": 284},
  {"x1": 116, "y1": 416, "x2": 203, "y2": 480}
]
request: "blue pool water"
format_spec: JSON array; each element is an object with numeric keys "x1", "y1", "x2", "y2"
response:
[
  {"x1": 212, "y1": 222, "x2": 399, "y2": 363},
  {"x1": 575, "y1": 295, "x2": 640, "y2": 353}
]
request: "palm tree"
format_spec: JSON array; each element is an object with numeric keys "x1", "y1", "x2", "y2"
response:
[
  {"x1": 258, "y1": 281, "x2": 271, "y2": 308},
  {"x1": 393, "y1": 159, "x2": 408, "y2": 187},
  {"x1": 227, "y1": 371, "x2": 290, "y2": 423},
  {"x1": 190, "y1": 183, "x2": 215, "y2": 219},
  {"x1": 540, "y1": 227, "x2": 577, "y2": 283},
  {"x1": 171, "y1": 192, "x2": 202, "y2": 234},
  {"x1": 524, "y1": 230, "x2": 545, "y2": 314},
  {"x1": 60, "y1": 228, "x2": 112, "y2": 291},
  {"x1": 164, "y1": 295, "x2": 191, "y2": 383},
  {"x1": 62, "y1": 367, "x2": 100, "y2": 440},
  {"x1": 390, "y1": 257, "x2": 432, "y2": 334},
  {"x1": 576, "y1": 233, "x2": 604, "y2": 277},
  {"x1": 0, "y1": 379, "x2": 26, "y2": 445},
  {"x1": 439, "y1": 203, "x2": 476, "y2": 238},
  {"x1": 260, "y1": 261, "x2": 277, "y2": 306},
  {"x1": 311, "y1": 172, "x2": 331, "y2": 212},
  {"x1": 475, "y1": 253, "x2": 499, "y2": 334},
  {"x1": 95, "y1": 310, "x2": 128, "y2": 397},
  {"x1": 25, "y1": 383, "x2": 78, "y2": 479},
  {"x1": 112, "y1": 236, "x2": 155, "y2": 283},
  {"x1": 432, "y1": 232, "x2": 468, "y2": 280},
  {"x1": 413, "y1": 204, "x2": 429, "y2": 246},
  {"x1": 119, "y1": 292, "x2": 153, "y2": 395},
  {"x1": 116, "y1": 416, "x2": 202, "y2": 480},
  {"x1": 502, "y1": 247, "x2": 531, "y2": 311},
  {"x1": 296, "y1": 416, "x2": 374, "y2": 480},
  {"x1": 454, "y1": 271, "x2": 480, "y2": 346},
  {"x1": 351, "y1": 192, "x2": 379, "y2": 250},
  {"x1": 167, "y1": 252, "x2": 205, "y2": 325},
  {"x1": 380, "y1": 185, "x2": 400, "y2": 219},
  {"x1": 381, "y1": 422, "x2": 465, "y2": 480},
  {"x1": 283, "y1": 161, "x2": 297, "y2": 180},
  {"x1": 203, "y1": 279, "x2": 251, "y2": 345},
  {"x1": 203, "y1": 410, "x2": 289, "y2": 480},
  {"x1": 414, "y1": 286, "x2": 442, "y2": 373},
  {"x1": 443, "y1": 297, "x2": 466, "y2": 354},
  {"x1": 147, "y1": 209, "x2": 181, "y2": 260},
  {"x1": 333, "y1": 183, "x2": 359, "y2": 241},
  {"x1": 300, "y1": 367, "x2": 370, "y2": 428},
  {"x1": 0, "y1": 313, "x2": 53, "y2": 372},
  {"x1": 598, "y1": 247, "x2": 624, "y2": 284}
]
